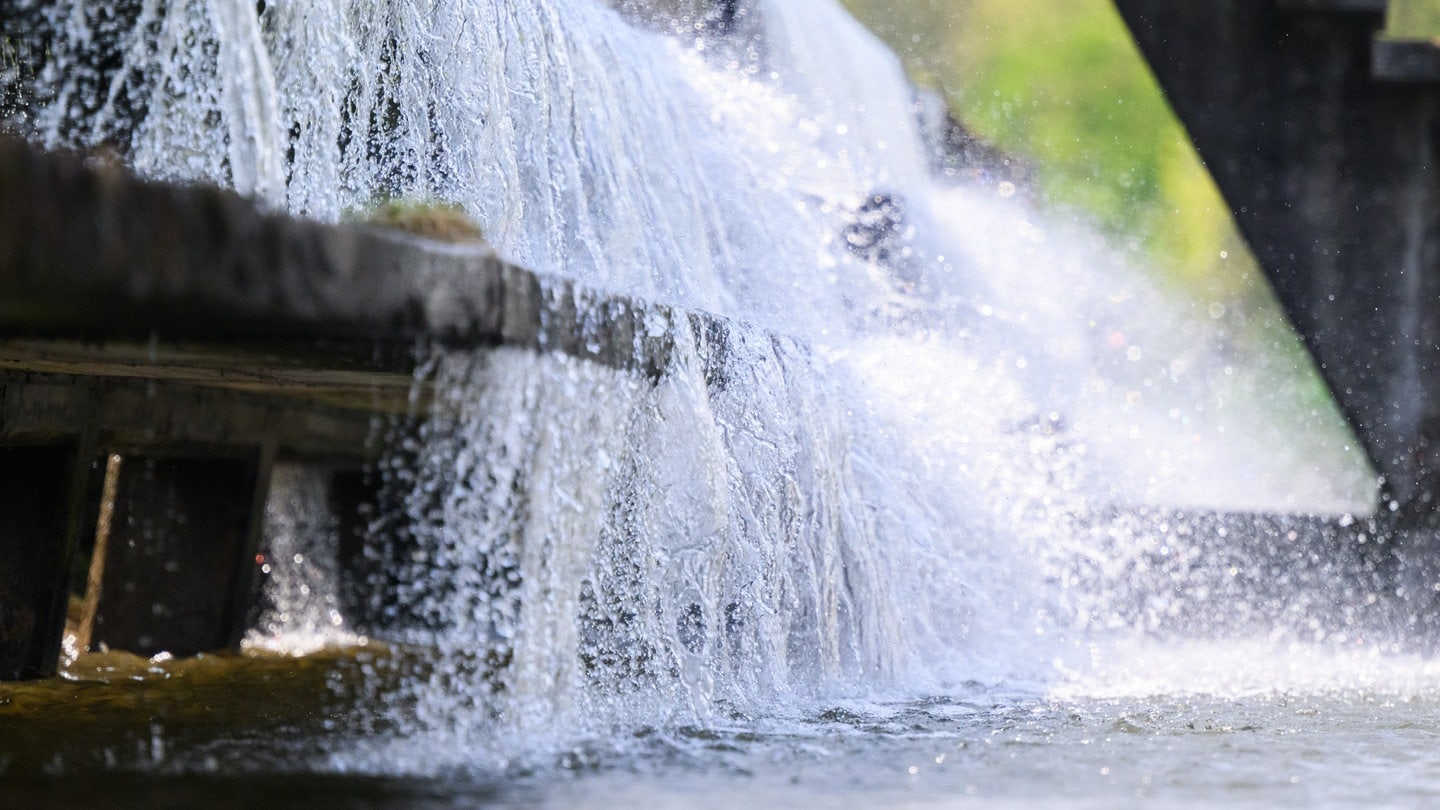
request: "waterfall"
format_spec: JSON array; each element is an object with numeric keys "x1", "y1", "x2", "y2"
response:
[{"x1": 15, "y1": 0, "x2": 1382, "y2": 769}]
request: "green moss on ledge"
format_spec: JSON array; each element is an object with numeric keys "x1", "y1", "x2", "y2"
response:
[{"x1": 351, "y1": 199, "x2": 486, "y2": 245}]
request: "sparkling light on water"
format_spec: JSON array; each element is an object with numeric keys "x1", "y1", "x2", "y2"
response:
[{"x1": 20, "y1": 0, "x2": 1415, "y2": 783}]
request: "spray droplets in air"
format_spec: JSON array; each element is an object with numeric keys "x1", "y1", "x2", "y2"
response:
[{"x1": 16, "y1": 0, "x2": 1383, "y2": 752}]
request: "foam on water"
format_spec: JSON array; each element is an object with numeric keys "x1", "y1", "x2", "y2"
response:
[
  {"x1": 16, "y1": 0, "x2": 1410, "y2": 775},
  {"x1": 245, "y1": 465, "x2": 368, "y2": 656}
]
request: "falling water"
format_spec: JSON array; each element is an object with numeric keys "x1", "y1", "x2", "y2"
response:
[{"x1": 13, "y1": 0, "x2": 1435, "y2": 800}]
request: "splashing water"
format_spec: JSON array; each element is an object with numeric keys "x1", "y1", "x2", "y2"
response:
[{"x1": 17, "y1": 0, "x2": 1421, "y2": 784}]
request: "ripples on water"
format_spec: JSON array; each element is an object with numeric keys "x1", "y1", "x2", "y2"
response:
[
  {"x1": 3, "y1": 0, "x2": 1435, "y2": 806},
  {"x1": 9, "y1": 649, "x2": 1440, "y2": 807}
]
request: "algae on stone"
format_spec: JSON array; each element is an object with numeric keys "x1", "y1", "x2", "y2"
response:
[{"x1": 351, "y1": 199, "x2": 486, "y2": 245}]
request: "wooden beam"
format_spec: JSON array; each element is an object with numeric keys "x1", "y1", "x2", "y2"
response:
[{"x1": 0, "y1": 371, "x2": 384, "y2": 460}]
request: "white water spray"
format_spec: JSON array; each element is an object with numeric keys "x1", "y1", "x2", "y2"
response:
[{"x1": 18, "y1": 0, "x2": 1387, "y2": 768}]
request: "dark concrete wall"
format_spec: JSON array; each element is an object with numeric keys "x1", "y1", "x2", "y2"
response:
[
  {"x1": 0, "y1": 134, "x2": 731, "y2": 674},
  {"x1": 0, "y1": 445, "x2": 83, "y2": 679},
  {"x1": 1112, "y1": 1, "x2": 1440, "y2": 521},
  {"x1": 0, "y1": 135, "x2": 689, "y2": 380}
]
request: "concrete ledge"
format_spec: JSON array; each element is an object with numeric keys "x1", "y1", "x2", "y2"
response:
[
  {"x1": 1373, "y1": 38, "x2": 1440, "y2": 83},
  {"x1": 0, "y1": 137, "x2": 497, "y2": 348},
  {"x1": 0, "y1": 135, "x2": 685, "y2": 383},
  {"x1": 1276, "y1": 0, "x2": 1388, "y2": 15},
  {"x1": 0, "y1": 134, "x2": 734, "y2": 674}
]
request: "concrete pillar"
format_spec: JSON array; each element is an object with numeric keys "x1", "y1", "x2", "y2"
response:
[
  {"x1": 1111, "y1": 0, "x2": 1440, "y2": 523},
  {"x1": 0, "y1": 443, "x2": 99, "y2": 679}
]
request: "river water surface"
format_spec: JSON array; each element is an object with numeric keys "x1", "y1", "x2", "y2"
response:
[{"x1": 6, "y1": 640, "x2": 1440, "y2": 807}]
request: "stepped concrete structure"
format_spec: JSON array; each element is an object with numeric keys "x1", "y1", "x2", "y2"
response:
[
  {"x1": 4, "y1": 0, "x2": 1438, "y2": 679},
  {"x1": 0, "y1": 136, "x2": 712, "y2": 679}
]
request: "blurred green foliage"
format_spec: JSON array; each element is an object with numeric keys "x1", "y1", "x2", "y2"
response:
[
  {"x1": 1387, "y1": 0, "x2": 1440, "y2": 36},
  {"x1": 839, "y1": 0, "x2": 1256, "y2": 305},
  {"x1": 837, "y1": 0, "x2": 1362, "y2": 439}
]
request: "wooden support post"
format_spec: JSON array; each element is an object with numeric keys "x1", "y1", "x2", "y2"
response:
[
  {"x1": 0, "y1": 443, "x2": 98, "y2": 680},
  {"x1": 90, "y1": 448, "x2": 272, "y2": 657},
  {"x1": 72, "y1": 453, "x2": 122, "y2": 653}
]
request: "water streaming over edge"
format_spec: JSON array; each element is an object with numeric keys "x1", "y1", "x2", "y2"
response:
[{"x1": 12, "y1": 0, "x2": 1431, "y2": 788}]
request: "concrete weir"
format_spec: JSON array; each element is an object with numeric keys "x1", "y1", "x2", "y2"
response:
[
  {"x1": 0, "y1": 135, "x2": 707, "y2": 679},
  {"x1": 6, "y1": 0, "x2": 1434, "y2": 674}
]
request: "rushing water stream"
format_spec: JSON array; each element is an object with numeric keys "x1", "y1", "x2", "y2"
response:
[{"x1": 6, "y1": 0, "x2": 1439, "y2": 806}]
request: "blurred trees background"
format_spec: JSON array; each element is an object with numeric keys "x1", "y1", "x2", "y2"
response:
[
  {"x1": 839, "y1": 0, "x2": 1259, "y2": 311},
  {"x1": 836, "y1": 0, "x2": 1389, "y2": 455},
  {"x1": 1387, "y1": 0, "x2": 1440, "y2": 35}
]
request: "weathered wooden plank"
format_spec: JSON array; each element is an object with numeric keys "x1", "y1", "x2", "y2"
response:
[
  {"x1": 0, "y1": 339, "x2": 422, "y2": 414},
  {"x1": 0, "y1": 371, "x2": 383, "y2": 460}
]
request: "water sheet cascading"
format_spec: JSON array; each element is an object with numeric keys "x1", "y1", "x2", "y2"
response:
[{"x1": 13, "y1": 0, "x2": 1388, "y2": 770}]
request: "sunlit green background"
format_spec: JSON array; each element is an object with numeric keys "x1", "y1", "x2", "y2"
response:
[
  {"x1": 840, "y1": 0, "x2": 1255, "y2": 308},
  {"x1": 840, "y1": 0, "x2": 1440, "y2": 313},
  {"x1": 1388, "y1": 0, "x2": 1440, "y2": 35},
  {"x1": 835, "y1": 0, "x2": 1419, "y2": 480}
]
